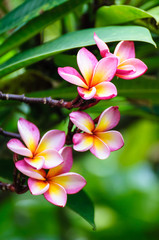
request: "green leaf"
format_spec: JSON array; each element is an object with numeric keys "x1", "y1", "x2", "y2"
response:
[
  {"x1": 67, "y1": 190, "x2": 95, "y2": 229},
  {"x1": 0, "y1": 26, "x2": 155, "y2": 78},
  {"x1": 29, "y1": 86, "x2": 77, "y2": 100},
  {"x1": 115, "y1": 76, "x2": 159, "y2": 104},
  {"x1": 0, "y1": 0, "x2": 88, "y2": 56},
  {"x1": 147, "y1": 6, "x2": 159, "y2": 24},
  {"x1": 119, "y1": 120, "x2": 158, "y2": 167},
  {"x1": 95, "y1": 5, "x2": 157, "y2": 27},
  {"x1": 0, "y1": 0, "x2": 68, "y2": 35}
]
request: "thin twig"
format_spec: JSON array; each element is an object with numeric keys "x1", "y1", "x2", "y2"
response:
[
  {"x1": 0, "y1": 92, "x2": 100, "y2": 110},
  {"x1": 0, "y1": 128, "x2": 20, "y2": 139},
  {"x1": 0, "y1": 92, "x2": 83, "y2": 109}
]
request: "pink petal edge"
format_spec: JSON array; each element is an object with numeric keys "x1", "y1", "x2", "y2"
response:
[
  {"x1": 53, "y1": 172, "x2": 87, "y2": 194},
  {"x1": 77, "y1": 86, "x2": 96, "y2": 100},
  {"x1": 95, "y1": 106, "x2": 120, "y2": 132},
  {"x1": 58, "y1": 67, "x2": 87, "y2": 88},
  {"x1": 7, "y1": 139, "x2": 33, "y2": 157},
  {"x1": 69, "y1": 111, "x2": 94, "y2": 134},
  {"x1": 18, "y1": 118, "x2": 40, "y2": 153},
  {"x1": 77, "y1": 47, "x2": 98, "y2": 86}
]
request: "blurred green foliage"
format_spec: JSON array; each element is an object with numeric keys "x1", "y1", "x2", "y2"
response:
[{"x1": 0, "y1": 0, "x2": 159, "y2": 239}]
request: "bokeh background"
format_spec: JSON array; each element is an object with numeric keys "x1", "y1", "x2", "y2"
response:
[{"x1": 0, "y1": 0, "x2": 159, "y2": 239}]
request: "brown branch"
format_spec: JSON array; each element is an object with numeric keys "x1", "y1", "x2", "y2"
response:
[
  {"x1": 0, "y1": 128, "x2": 21, "y2": 139},
  {"x1": 0, "y1": 92, "x2": 100, "y2": 110},
  {"x1": 0, "y1": 181, "x2": 28, "y2": 194},
  {"x1": 0, "y1": 92, "x2": 84, "y2": 109},
  {"x1": 0, "y1": 154, "x2": 29, "y2": 194},
  {"x1": 66, "y1": 119, "x2": 74, "y2": 145}
]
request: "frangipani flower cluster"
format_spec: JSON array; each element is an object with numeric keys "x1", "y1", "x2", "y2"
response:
[
  {"x1": 58, "y1": 48, "x2": 118, "y2": 100},
  {"x1": 58, "y1": 33, "x2": 147, "y2": 100},
  {"x1": 7, "y1": 118, "x2": 86, "y2": 207},
  {"x1": 70, "y1": 106, "x2": 124, "y2": 159},
  {"x1": 15, "y1": 147, "x2": 86, "y2": 207},
  {"x1": 7, "y1": 33, "x2": 148, "y2": 208},
  {"x1": 94, "y1": 33, "x2": 148, "y2": 80},
  {"x1": 7, "y1": 118, "x2": 65, "y2": 170}
]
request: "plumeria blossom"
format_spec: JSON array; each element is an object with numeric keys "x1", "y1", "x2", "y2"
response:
[
  {"x1": 7, "y1": 118, "x2": 66, "y2": 170},
  {"x1": 58, "y1": 47, "x2": 118, "y2": 100},
  {"x1": 94, "y1": 33, "x2": 148, "y2": 80},
  {"x1": 70, "y1": 106, "x2": 124, "y2": 159},
  {"x1": 15, "y1": 147, "x2": 86, "y2": 207}
]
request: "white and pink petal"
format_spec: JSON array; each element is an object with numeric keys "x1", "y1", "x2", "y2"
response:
[
  {"x1": 95, "y1": 106, "x2": 120, "y2": 132},
  {"x1": 114, "y1": 41, "x2": 135, "y2": 64},
  {"x1": 15, "y1": 160, "x2": 46, "y2": 180},
  {"x1": 90, "y1": 136, "x2": 110, "y2": 159},
  {"x1": 69, "y1": 111, "x2": 94, "y2": 134},
  {"x1": 116, "y1": 58, "x2": 148, "y2": 80},
  {"x1": 91, "y1": 57, "x2": 118, "y2": 86},
  {"x1": 77, "y1": 86, "x2": 96, "y2": 100},
  {"x1": 53, "y1": 172, "x2": 86, "y2": 194},
  {"x1": 94, "y1": 82, "x2": 117, "y2": 100},
  {"x1": 18, "y1": 118, "x2": 40, "y2": 153},
  {"x1": 28, "y1": 178, "x2": 49, "y2": 195},
  {"x1": 35, "y1": 130, "x2": 66, "y2": 154},
  {"x1": 94, "y1": 33, "x2": 110, "y2": 58},
  {"x1": 73, "y1": 133, "x2": 93, "y2": 151},
  {"x1": 38, "y1": 149, "x2": 63, "y2": 169},
  {"x1": 77, "y1": 48, "x2": 98, "y2": 85},
  {"x1": 44, "y1": 183, "x2": 67, "y2": 207},
  {"x1": 47, "y1": 147, "x2": 73, "y2": 177},
  {"x1": 24, "y1": 156, "x2": 45, "y2": 170},
  {"x1": 7, "y1": 139, "x2": 33, "y2": 157},
  {"x1": 58, "y1": 67, "x2": 87, "y2": 88},
  {"x1": 96, "y1": 130, "x2": 124, "y2": 151}
]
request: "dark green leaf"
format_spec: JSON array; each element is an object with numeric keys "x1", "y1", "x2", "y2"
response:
[
  {"x1": 67, "y1": 190, "x2": 95, "y2": 229},
  {"x1": 0, "y1": 0, "x2": 88, "y2": 56},
  {"x1": 147, "y1": 6, "x2": 159, "y2": 23},
  {"x1": 0, "y1": 0, "x2": 68, "y2": 35},
  {"x1": 95, "y1": 5, "x2": 156, "y2": 27},
  {"x1": 115, "y1": 76, "x2": 159, "y2": 104},
  {"x1": 0, "y1": 26, "x2": 155, "y2": 77}
]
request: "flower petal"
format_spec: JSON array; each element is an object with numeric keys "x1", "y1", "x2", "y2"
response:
[
  {"x1": 38, "y1": 149, "x2": 63, "y2": 169},
  {"x1": 7, "y1": 139, "x2": 32, "y2": 157},
  {"x1": 24, "y1": 156, "x2": 45, "y2": 170},
  {"x1": 116, "y1": 58, "x2": 148, "y2": 79},
  {"x1": 18, "y1": 118, "x2": 40, "y2": 153},
  {"x1": 77, "y1": 47, "x2": 98, "y2": 85},
  {"x1": 90, "y1": 136, "x2": 110, "y2": 159},
  {"x1": 94, "y1": 82, "x2": 117, "y2": 100},
  {"x1": 69, "y1": 111, "x2": 94, "y2": 134},
  {"x1": 73, "y1": 133, "x2": 93, "y2": 151},
  {"x1": 77, "y1": 86, "x2": 96, "y2": 100},
  {"x1": 91, "y1": 57, "x2": 118, "y2": 86},
  {"x1": 53, "y1": 172, "x2": 86, "y2": 194},
  {"x1": 47, "y1": 147, "x2": 73, "y2": 178},
  {"x1": 44, "y1": 182, "x2": 67, "y2": 207},
  {"x1": 94, "y1": 33, "x2": 110, "y2": 58},
  {"x1": 58, "y1": 67, "x2": 87, "y2": 88},
  {"x1": 116, "y1": 65, "x2": 135, "y2": 76},
  {"x1": 95, "y1": 106, "x2": 120, "y2": 132},
  {"x1": 96, "y1": 131, "x2": 124, "y2": 151},
  {"x1": 114, "y1": 41, "x2": 135, "y2": 63},
  {"x1": 36, "y1": 130, "x2": 66, "y2": 154},
  {"x1": 28, "y1": 178, "x2": 49, "y2": 195},
  {"x1": 15, "y1": 160, "x2": 46, "y2": 180}
]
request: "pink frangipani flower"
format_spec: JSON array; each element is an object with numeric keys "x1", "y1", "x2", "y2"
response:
[
  {"x1": 7, "y1": 118, "x2": 65, "y2": 170},
  {"x1": 58, "y1": 47, "x2": 118, "y2": 100},
  {"x1": 15, "y1": 147, "x2": 86, "y2": 207},
  {"x1": 70, "y1": 106, "x2": 124, "y2": 159},
  {"x1": 94, "y1": 33, "x2": 148, "y2": 80}
]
